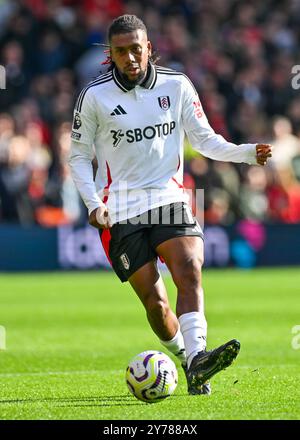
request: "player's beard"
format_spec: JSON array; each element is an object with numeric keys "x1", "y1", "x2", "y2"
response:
[{"x1": 118, "y1": 67, "x2": 147, "y2": 87}]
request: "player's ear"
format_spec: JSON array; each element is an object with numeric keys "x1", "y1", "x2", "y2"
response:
[{"x1": 147, "y1": 41, "x2": 152, "y2": 57}]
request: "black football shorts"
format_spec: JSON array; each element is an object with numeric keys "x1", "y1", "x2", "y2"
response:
[{"x1": 99, "y1": 202, "x2": 203, "y2": 282}]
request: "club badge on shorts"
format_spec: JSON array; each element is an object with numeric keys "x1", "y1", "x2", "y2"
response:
[
  {"x1": 158, "y1": 96, "x2": 170, "y2": 110},
  {"x1": 120, "y1": 253, "x2": 130, "y2": 270}
]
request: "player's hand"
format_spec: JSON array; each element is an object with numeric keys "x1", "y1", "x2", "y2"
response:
[
  {"x1": 89, "y1": 205, "x2": 112, "y2": 229},
  {"x1": 256, "y1": 144, "x2": 272, "y2": 166}
]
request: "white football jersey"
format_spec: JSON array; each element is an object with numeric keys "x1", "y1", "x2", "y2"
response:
[{"x1": 69, "y1": 62, "x2": 257, "y2": 224}]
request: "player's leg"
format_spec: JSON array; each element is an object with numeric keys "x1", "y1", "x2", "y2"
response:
[
  {"x1": 128, "y1": 259, "x2": 176, "y2": 340},
  {"x1": 155, "y1": 236, "x2": 207, "y2": 366},
  {"x1": 155, "y1": 235, "x2": 240, "y2": 394},
  {"x1": 105, "y1": 222, "x2": 187, "y2": 366},
  {"x1": 128, "y1": 260, "x2": 187, "y2": 366}
]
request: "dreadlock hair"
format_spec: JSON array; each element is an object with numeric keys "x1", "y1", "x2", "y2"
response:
[
  {"x1": 108, "y1": 15, "x2": 148, "y2": 42},
  {"x1": 102, "y1": 14, "x2": 159, "y2": 69}
]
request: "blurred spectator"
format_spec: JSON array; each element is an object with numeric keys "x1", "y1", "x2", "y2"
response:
[
  {"x1": 189, "y1": 156, "x2": 223, "y2": 212},
  {"x1": 273, "y1": 167, "x2": 300, "y2": 223},
  {"x1": 266, "y1": 167, "x2": 289, "y2": 222},
  {"x1": 239, "y1": 166, "x2": 269, "y2": 222},
  {"x1": 0, "y1": 113, "x2": 15, "y2": 163},
  {"x1": 25, "y1": 121, "x2": 51, "y2": 209},
  {"x1": 0, "y1": 135, "x2": 33, "y2": 224},
  {"x1": 205, "y1": 188, "x2": 235, "y2": 225},
  {"x1": 287, "y1": 97, "x2": 300, "y2": 131},
  {"x1": 270, "y1": 116, "x2": 300, "y2": 170},
  {"x1": 36, "y1": 122, "x2": 85, "y2": 227},
  {"x1": 36, "y1": 28, "x2": 68, "y2": 74},
  {"x1": 0, "y1": 40, "x2": 29, "y2": 110}
]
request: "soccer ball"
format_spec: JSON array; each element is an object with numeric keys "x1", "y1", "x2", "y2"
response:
[{"x1": 125, "y1": 350, "x2": 178, "y2": 403}]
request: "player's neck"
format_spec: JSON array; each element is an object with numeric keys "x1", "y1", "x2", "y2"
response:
[{"x1": 115, "y1": 63, "x2": 150, "y2": 90}]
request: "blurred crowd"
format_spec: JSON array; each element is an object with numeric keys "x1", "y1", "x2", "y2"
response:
[{"x1": 1, "y1": 0, "x2": 300, "y2": 227}]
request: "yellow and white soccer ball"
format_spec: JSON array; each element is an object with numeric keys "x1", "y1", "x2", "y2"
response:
[{"x1": 125, "y1": 350, "x2": 178, "y2": 403}]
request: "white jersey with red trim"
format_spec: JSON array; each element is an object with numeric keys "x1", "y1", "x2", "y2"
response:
[{"x1": 69, "y1": 63, "x2": 257, "y2": 224}]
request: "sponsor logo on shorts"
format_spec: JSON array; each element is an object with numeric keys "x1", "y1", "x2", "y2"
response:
[{"x1": 120, "y1": 253, "x2": 130, "y2": 270}]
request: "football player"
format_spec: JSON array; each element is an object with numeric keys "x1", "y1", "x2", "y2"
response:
[{"x1": 69, "y1": 15, "x2": 272, "y2": 395}]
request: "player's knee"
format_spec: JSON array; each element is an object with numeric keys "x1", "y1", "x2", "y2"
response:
[{"x1": 172, "y1": 256, "x2": 203, "y2": 290}]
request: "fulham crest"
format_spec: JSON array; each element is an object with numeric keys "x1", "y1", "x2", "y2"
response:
[{"x1": 158, "y1": 96, "x2": 170, "y2": 110}]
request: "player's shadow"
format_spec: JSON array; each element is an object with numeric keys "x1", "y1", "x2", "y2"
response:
[{"x1": 0, "y1": 395, "x2": 143, "y2": 407}]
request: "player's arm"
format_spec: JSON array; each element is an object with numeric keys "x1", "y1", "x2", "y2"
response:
[
  {"x1": 68, "y1": 89, "x2": 111, "y2": 229},
  {"x1": 181, "y1": 77, "x2": 272, "y2": 166}
]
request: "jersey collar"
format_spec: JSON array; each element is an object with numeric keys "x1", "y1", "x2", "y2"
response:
[{"x1": 113, "y1": 62, "x2": 157, "y2": 92}]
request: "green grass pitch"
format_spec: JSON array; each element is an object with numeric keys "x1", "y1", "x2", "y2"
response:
[{"x1": 0, "y1": 268, "x2": 299, "y2": 420}]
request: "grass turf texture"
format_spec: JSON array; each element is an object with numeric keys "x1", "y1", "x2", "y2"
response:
[{"x1": 0, "y1": 268, "x2": 299, "y2": 420}]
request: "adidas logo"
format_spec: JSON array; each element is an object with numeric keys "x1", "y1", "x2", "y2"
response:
[{"x1": 110, "y1": 105, "x2": 127, "y2": 116}]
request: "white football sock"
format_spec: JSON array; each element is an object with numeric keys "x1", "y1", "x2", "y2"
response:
[
  {"x1": 160, "y1": 327, "x2": 187, "y2": 367},
  {"x1": 178, "y1": 311, "x2": 207, "y2": 368}
]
